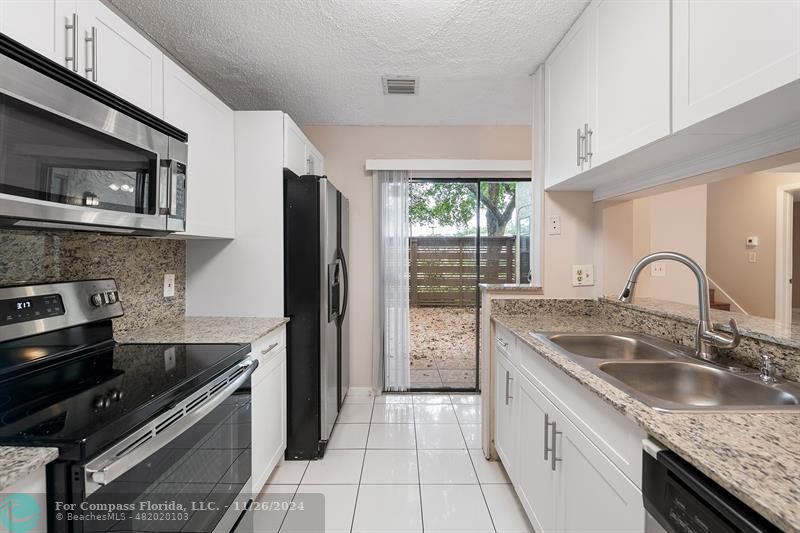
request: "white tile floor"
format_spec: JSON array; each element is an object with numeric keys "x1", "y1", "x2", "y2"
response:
[{"x1": 257, "y1": 393, "x2": 533, "y2": 533}]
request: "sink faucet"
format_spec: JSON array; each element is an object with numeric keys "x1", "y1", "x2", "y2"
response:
[{"x1": 618, "y1": 251, "x2": 741, "y2": 361}]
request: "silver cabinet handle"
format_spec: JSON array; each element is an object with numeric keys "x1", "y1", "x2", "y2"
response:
[
  {"x1": 576, "y1": 128, "x2": 584, "y2": 167},
  {"x1": 498, "y1": 337, "x2": 509, "y2": 349},
  {"x1": 551, "y1": 420, "x2": 563, "y2": 471},
  {"x1": 65, "y1": 13, "x2": 79, "y2": 72},
  {"x1": 584, "y1": 123, "x2": 593, "y2": 164},
  {"x1": 306, "y1": 155, "x2": 313, "y2": 175},
  {"x1": 504, "y1": 370, "x2": 513, "y2": 405},
  {"x1": 544, "y1": 413, "x2": 552, "y2": 460},
  {"x1": 261, "y1": 342, "x2": 279, "y2": 356},
  {"x1": 85, "y1": 26, "x2": 97, "y2": 82}
]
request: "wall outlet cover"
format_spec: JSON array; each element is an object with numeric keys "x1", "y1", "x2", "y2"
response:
[
  {"x1": 748, "y1": 251, "x2": 757, "y2": 263},
  {"x1": 651, "y1": 263, "x2": 666, "y2": 277},
  {"x1": 572, "y1": 264, "x2": 594, "y2": 287},
  {"x1": 548, "y1": 215, "x2": 561, "y2": 235},
  {"x1": 163, "y1": 273, "x2": 176, "y2": 297}
]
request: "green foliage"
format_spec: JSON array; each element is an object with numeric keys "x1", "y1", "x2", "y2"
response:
[{"x1": 409, "y1": 182, "x2": 517, "y2": 236}]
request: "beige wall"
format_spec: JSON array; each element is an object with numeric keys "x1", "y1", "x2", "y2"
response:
[
  {"x1": 302, "y1": 125, "x2": 532, "y2": 389},
  {"x1": 707, "y1": 172, "x2": 800, "y2": 318},
  {"x1": 542, "y1": 191, "x2": 597, "y2": 298},
  {"x1": 601, "y1": 185, "x2": 708, "y2": 306},
  {"x1": 793, "y1": 202, "x2": 800, "y2": 308}
]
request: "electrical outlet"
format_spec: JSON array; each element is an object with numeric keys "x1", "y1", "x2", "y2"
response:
[
  {"x1": 651, "y1": 263, "x2": 666, "y2": 277},
  {"x1": 572, "y1": 264, "x2": 594, "y2": 287},
  {"x1": 163, "y1": 273, "x2": 175, "y2": 297},
  {"x1": 548, "y1": 215, "x2": 561, "y2": 235},
  {"x1": 748, "y1": 251, "x2": 757, "y2": 263}
]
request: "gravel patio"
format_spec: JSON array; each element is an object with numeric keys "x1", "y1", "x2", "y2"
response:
[{"x1": 409, "y1": 306, "x2": 477, "y2": 389}]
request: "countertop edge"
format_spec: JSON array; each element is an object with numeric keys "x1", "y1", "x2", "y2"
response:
[
  {"x1": 116, "y1": 316, "x2": 289, "y2": 345},
  {"x1": 490, "y1": 314, "x2": 798, "y2": 532},
  {"x1": 0, "y1": 446, "x2": 59, "y2": 491}
]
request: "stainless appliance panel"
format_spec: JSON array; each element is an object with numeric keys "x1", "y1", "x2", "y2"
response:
[
  {"x1": 319, "y1": 178, "x2": 339, "y2": 441},
  {"x1": 0, "y1": 49, "x2": 186, "y2": 234},
  {"x1": 339, "y1": 196, "x2": 350, "y2": 406}
]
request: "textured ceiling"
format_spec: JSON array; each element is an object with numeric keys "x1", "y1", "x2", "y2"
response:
[{"x1": 108, "y1": 0, "x2": 588, "y2": 125}]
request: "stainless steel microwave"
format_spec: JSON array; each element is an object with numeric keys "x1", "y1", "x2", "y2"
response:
[{"x1": 0, "y1": 34, "x2": 188, "y2": 234}]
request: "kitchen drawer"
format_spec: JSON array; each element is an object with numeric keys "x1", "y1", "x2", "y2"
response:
[
  {"x1": 251, "y1": 326, "x2": 286, "y2": 367},
  {"x1": 517, "y1": 340, "x2": 645, "y2": 486},
  {"x1": 495, "y1": 323, "x2": 518, "y2": 363}
]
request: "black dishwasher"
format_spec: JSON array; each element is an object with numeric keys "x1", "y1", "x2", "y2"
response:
[{"x1": 642, "y1": 441, "x2": 780, "y2": 533}]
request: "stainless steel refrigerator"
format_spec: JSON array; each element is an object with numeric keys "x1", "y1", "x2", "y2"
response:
[{"x1": 284, "y1": 170, "x2": 350, "y2": 459}]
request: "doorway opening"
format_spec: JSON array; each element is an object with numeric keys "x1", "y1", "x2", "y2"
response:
[
  {"x1": 776, "y1": 183, "x2": 800, "y2": 324},
  {"x1": 408, "y1": 178, "x2": 531, "y2": 391}
]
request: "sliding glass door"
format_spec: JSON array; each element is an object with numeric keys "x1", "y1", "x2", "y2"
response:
[{"x1": 407, "y1": 179, "x2": 529, "y2": 391}]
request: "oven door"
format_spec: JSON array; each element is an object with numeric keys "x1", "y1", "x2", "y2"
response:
[
  {"x1": 56, "y1": 360, "x2": 257, "y2": 533},
  {"x1": 0, "y1": 52, "x2": 173, "y2": 234}
]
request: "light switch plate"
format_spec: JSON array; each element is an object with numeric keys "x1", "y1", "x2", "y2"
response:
[
  {"x1": 651, "y1": 263, "x2": 666, "y2": 277},
  {"x1": 748, "y1": 251, "x2": 757, "y2": 263},
  {"x1": 548, "y1": 216, "x2": 561, "y2": 235},
  {"x1": 572, "y1": 264, "x2": 594, "y2": 287},
  {"x1": 163, "y1": 273, "x2": 175, "y2": 297}
]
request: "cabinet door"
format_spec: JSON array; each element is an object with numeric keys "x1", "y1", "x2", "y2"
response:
[
  {"x1": 284, "y1": 115, "x2": 308, "y2": 176},
  {"x1": 515, "y1": 375, "x2": 558, "y2": 533},
  {"x1": 544, "y1": 6, "x2": 596, "y2": 188},
  {"x1": 164, "y1": 58, "x2": 235, "y2": 238},
  {"x1": 307, "y1": 144, "x2": 324, "y2": 176},
  {"x1": 673, "y1": 0, "x2": 800, "y2": 131},
  {"x1": 0, "y1": 0, "x2": 74, "y2": 65},
  {"x1": 252, "y1": 348, "x2": 287, "y2": 493},
  {"x1": 494, "y1": 353, "x2": 518, "y2": 477},
  {"x1": 76, "y1": 0, "x2": 163, "y2": 116},
  {"x1": 554, "y1": 413, "x2": 644, "y2": 533},
  {"x1": 593, "y1": 0, "x2": 670, "y2": 165}
]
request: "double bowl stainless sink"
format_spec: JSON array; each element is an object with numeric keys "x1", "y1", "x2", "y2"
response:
[{"x1": 531, "y1": 332, "x2": 800, "y2": 412}]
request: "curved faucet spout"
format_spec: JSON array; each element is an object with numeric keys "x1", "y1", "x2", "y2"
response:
[{"x1": 618, "y1": 251, "x2": 741, "y2": 361}]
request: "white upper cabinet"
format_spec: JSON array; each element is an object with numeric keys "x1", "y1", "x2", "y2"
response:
[
  {"x1": 673, "y1": 0, "x2": 800, "y2": 131},
  {"x1": 0, "y1": 0, "x2": 74, "y2": 64},
  {"x1": 544, "y1": 5, "x2": 596, "y2": 188},
  {"x1": 164, "y1": 57, "x2": 235, "y2": 239},
  {"x1": 76, "y1": 0, "x2": 164, "y2": 116},
  {"x1": 592, "y1": 0, "x2": 670, "y2": 166},
  {"x1": 283, "y1": 114, "x2": 324, "y2": 176}
]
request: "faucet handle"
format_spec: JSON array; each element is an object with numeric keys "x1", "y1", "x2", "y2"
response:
[
  {"x1": 759, "y1": 353, "x2": 778, "y2": 383},
  {"x1": 725, "y1": 318, "x2": 741, "y2": 348}
]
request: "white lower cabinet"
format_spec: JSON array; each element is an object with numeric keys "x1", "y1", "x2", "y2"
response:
[
  {"x1": 494, "y1": 329, "x2": 645, "y2": 533},
  {"x1": 494, "y1": 353, "x2": 518, "y2": 478},
  {"x1": 555, "y1": 411, "x2": 644, "y2": 532},
  {"x1": 1, "y1": 466, "x2": 48, "y2": 533},
  {"x1": 515, "y1": 375, "x2": 558, "y2": 533},
  {"x1": 251, "y1": 330, "x2": 287, "y2": 493}
]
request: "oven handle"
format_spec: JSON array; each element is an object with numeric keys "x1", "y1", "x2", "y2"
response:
[{"x1": 84, "y1": 359, "x2": 257, "y2": 496}]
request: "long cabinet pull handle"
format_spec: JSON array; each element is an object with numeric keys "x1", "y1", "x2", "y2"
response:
[
  {"x1": 551, "y1": 421, "x2": 563, "y2": 471},
  {"x1": 65, "y1": 13, "x2": 79, "y2": 72},
  {"x1": 86, "y1": 26, "x2": 97, "y2": 82},
  {"x1": 585, "y1": 123, "x2": 593, "y2": 164},
  {"x1": 504, "y1": 371, "x2": 513, "y2": 405},
  {"x1": 544, "y1": 413, "x2": 551, "y2": 461},
  {"x1": 261, "y1": 342, "x2": 279, "y2": 356},
  {"x1": 576, "y1": 128, "x2": 583, "y2": 167}
]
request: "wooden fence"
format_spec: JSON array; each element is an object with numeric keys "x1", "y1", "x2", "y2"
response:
[{"x1": 410, "y1": 236, "x2": 516, "y2": 307}]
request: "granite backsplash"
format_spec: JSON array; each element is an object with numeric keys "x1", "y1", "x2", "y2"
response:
[
  {"x1": 491, "y1": 298, "x2": 800, "y2": 382},
  {"x1": 0, "y1": 230, "x2": 185, "y2": 336}
]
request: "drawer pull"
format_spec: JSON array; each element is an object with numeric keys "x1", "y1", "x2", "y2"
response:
[
  {"x1": 498, "y1": 338, "x2": 509, "y2": 349},
  {"x1": 261, "y1": 342, "x2": 279, "y2": 356},
  {"x1": 504, "y1": 371, "x2": 513, "y2": 405}
]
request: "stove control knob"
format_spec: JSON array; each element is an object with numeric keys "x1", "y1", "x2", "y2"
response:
[
  {"x1": 93, "y1": 395, "x2": 109, "y2": 409},
  {"x1": 105, "y1": 291, "x2": 117, "y2": 304},
  {"x1": 108, "y1": 389, "x2": 123, "y2": 402},
  {"x1": 90, "y1": 294, "x2": 103, "y2": 307}
]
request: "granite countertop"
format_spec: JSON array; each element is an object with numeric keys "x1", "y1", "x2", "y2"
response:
[
  {"x1": 492, "y1": 310, "x2": 800, "y2": 532},
  {"x1": 116, "y1": 316, "x2": 288, "y2": 344},
  {"x1": 0, "y1": 447, "x2": 59, "y2": 491}
]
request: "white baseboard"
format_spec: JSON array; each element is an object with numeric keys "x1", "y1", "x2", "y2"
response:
[{"x1": 345, "y1": 387, "x2": 376, "y2": 398}]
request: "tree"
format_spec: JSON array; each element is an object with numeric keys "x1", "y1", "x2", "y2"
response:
[{"x1": 409, "y1": 182, "x2": 516, "y2": 236}]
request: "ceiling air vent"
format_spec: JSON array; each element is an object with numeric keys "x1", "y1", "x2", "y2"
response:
[{"x1": 382, "y1": 76, "x2": 418, "y2": 95}]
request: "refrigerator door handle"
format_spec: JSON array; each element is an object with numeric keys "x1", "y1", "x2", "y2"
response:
[{"x1": 338, "y1": 248, "x2": 349, "y2": 323}]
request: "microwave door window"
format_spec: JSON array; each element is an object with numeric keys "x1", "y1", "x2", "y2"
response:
[{"x1": 0, "y1": 92, "x2": 158, "y2": 215}]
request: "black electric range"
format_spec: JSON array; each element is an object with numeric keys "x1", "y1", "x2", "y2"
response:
[{"x1": 0, "y1": 280, "x2": 257, "y2": 533}]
